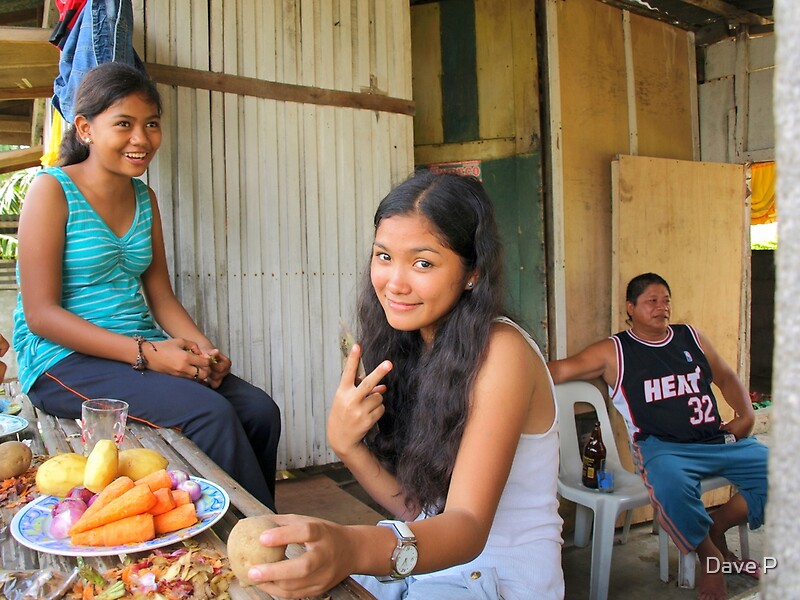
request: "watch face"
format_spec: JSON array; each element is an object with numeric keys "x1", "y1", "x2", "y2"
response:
[{"x1": 395, "y1": 544, "x2": 418, "y2": 576}]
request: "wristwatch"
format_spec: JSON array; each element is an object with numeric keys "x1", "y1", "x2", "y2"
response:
[{"x1": 376, "y1": 519, "x2": 418, "y2": 582}]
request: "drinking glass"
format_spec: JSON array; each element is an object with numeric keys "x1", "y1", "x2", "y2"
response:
[
  {"x1": 597, "y1": 468, "x2": 615, "y2": 493},
  {"x1": 81, "y1": 399, "x2": 128, "y2": 455}
]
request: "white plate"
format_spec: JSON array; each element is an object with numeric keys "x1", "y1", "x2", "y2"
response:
[
  {"x1": 10, "y1": 477, "x2": 229, "y2": 557},
  {"x1": 0, "y1": 413, "x2": 28, "y2": 437}
]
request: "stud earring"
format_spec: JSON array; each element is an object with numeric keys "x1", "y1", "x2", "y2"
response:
[
  {"x1": 84, "y1": 137, "x2": 92, "y2": 144},
  {"x1": 467, "y1": 282, "x2": 474, "y2": 288}
]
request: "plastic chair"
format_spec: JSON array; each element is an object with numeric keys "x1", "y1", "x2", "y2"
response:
[
  {"x1": 657, "y1": 477, "x2": 750, "y2": 588},
  {"x1": 554, "y1": 381, "x2": 653, "y2": 600}
]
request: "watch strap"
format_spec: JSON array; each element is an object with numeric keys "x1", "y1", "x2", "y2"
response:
[{"x1": 378, "y1": 519, "x2": 415, "y2": 540}]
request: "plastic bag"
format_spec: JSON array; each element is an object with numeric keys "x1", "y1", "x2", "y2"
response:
[{"x1": 0, "y1": 568, "x2": 78, "y2": 600}]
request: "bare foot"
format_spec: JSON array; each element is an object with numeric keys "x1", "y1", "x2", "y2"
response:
[
  {"x1": 696, "y1": 536, "x2": 727, "y2": 600},
  {"x1": 697, "y1": 565, "x2": 727, "y2": 600}
]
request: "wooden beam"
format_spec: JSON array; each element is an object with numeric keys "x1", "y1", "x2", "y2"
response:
[
  {"x1": 675, "y1": 0, "x2": 772, "y2": 25},
  {"x1": 0, "y1": 145, "x2": 41, "y2": 175},
  {"x1": 0, "y1": 132, "x2": 31, "y2": 145},
  {"x1": 0, "y1": 26, "x2": 51, "y2": 43},
  {"x1": 0, "y1": 115, "x2": 30, "y2": 133},
  {"x1": 0, "y1": 86, "x2": 51, "y2": 99},
  {"x1": 0, "y1": 9, "x2": 42, "y2": 27},
  {"x1": 599, "y1": 0, "x2": 694, "y2": 30},
  {"x1": 144, "y1": 63, "x2": 415, "y2": 116}
]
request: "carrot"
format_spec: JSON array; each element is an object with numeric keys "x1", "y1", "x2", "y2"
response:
[
  {"x1": 171, "y1": 489, "x2": 191, "y2": 506},
  {"x1": 148, "y1": 487, "x2": 177, "y2": 516},
  {"x1": 153, "y1": 502, "x2": 198, "y2": 535},
  {"x1": 82, "y1": 583, "x2": 95, "y2": 600},
  {"x1": 134, "y1": 469, "x2": 172, "y2": 492},
  {"x1": 71, "y1": 513, "x2": 155, "y2": 546},
  {"x1": 70, "y1": 483, "x2": 157, "y2": 534},
  {"x1": 71, "y1": 476, "x2": 135, "y2": 533}
]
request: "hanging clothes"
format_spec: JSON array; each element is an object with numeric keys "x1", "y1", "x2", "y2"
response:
[
  {"x1": 52, "y1": 0, "x2": 144, "y2": 124},
  {"x1": 49, "y1": 0, "x2": 88, "y2": 50},
  {"x1": 40, "y1": 109, "x2": 66, "y2": 168},
  {"x1": 750, "y1": 161, "x2": 777, "y2": 225}
]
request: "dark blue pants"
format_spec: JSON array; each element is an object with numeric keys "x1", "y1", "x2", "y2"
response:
[{"x1": 29, "y1": 353, "x2": 281, "y2": 511}]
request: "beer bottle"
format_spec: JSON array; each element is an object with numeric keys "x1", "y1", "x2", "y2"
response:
[{"x1": 582, "y1": 421, "x2": 607, "y2": 489}]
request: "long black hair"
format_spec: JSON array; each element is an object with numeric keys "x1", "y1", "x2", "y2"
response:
[
  {"x1": 358, "y1": 171, "x2": 505, "y2": 515},
  {"x1": 59, "y1": 62, "x2": 161, "y2": 166}
]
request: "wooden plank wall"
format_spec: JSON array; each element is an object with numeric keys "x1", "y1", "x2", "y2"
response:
[
  {"x1": 136, "y1": 0, "x2": 414, "y2": 469},
  {"x1": 699, "y1": 32, "x2": 775, "y2": 163},
  {"x1": 546, "y1": 0, "x2": 697, "y2": 358}
]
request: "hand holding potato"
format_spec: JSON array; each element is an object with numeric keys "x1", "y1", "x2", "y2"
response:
[
  {"x1": 227, "y1": 516, "x2": 287, "y2": 586},
  {"x1": 244, "y1": 514, "x2": 356, "y2": 599},
  {"x1": 327, "y1": 345, "x2": 392, "y2": 456}
]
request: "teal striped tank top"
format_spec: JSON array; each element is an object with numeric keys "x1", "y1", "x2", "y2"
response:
[{"x1": 13, "y1": 167, "x2": 167, "y2": 392}]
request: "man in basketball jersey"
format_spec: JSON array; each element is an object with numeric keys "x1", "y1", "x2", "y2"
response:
[{"x1": 548, "y1": 273, "x2": 768, "y2": 600}]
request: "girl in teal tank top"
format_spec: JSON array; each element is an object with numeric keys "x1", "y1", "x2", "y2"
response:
[{"x1": 13, "y1": 62, "x2": 280, "y2": 511}]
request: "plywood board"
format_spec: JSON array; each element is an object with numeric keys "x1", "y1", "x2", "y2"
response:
[
  {"x1": 475, "y1": 0, "x2": 515, "y2": 140},
  {"x1": 630, "y1": 13, "x2": 694, "y2": 160},
  {"x1": 556, "y1": 0, "x2": 629, "y2": 354},
  {"x1": 411, "y1": 4, "x2": 443, "y2": 146}
]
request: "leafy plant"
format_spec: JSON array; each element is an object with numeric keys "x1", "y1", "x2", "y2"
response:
[
  {"x1": 752, "y1": 240, "x2": 777, "y2": 250},
  {"x1": 0, "y1": 235, "x2": 17, "y2": 260},
  {"x1": 0, "y1": 168, "x2": 35, "y2": 215},
  {"x1": 0, "y1": 167, "x2": 36, "y2": 260}
]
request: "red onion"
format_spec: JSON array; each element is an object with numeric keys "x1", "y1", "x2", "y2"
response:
[
  {"x1": 177, "y1": 479, "x2": 202, "y2": 502},
  {"x1": 87, "y1": 492, "x2": 99, "y2": 507},
  {"x1": 49, "y1": 498, "x2": 87, "y2": 539},
  {"x1": 66, "y1": 485, "x2": 94, "y2": 505},
  {"x1": 52, "y1": 497, "x2": 87, "y2": 517},
  {"x1": 167, "y1": 469, "x2": 190, "y2": 489}
]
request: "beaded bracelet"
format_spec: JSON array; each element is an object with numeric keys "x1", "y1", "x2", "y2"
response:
[{"x1": 132, "y1": 335, "x2": 157, "y2": 372}]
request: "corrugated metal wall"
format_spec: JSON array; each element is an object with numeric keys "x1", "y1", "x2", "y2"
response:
[{"x1": 135, "y1": 1, "x2": 414, "y2": 469}]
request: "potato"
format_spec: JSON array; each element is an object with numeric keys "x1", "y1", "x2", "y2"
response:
[
  {"x1": 35, "y1": 453, "x2": 87, "y2": 497},
  {"x1": 227, "y1": 516, "x2": 286, "y2": 586},
  {"x1": 0, "y1": 440, "x2": 33, "y2": 480},
  {"x1": 117, "y1": 448, "x2": 168, "y2": 481},
  {"x1": 83, "y1": 439, "x2": 119, "y2": 493}
]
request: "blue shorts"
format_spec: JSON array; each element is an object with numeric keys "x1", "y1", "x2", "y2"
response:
[{"x1": 632, "y1": 436, "x2": 768, "y2": 553}]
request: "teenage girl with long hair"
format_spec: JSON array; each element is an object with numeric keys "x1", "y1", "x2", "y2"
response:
[{"x1": 248, "y1": 171, "x2": 563, "y2": 599}]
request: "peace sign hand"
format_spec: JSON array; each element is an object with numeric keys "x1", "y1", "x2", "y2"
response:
[{"x1": 327, "y1": 343, "x2": 392, "y2": 457}]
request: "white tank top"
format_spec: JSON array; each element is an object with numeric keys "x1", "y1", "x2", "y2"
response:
[{"x1": 415, "y1": 317, "x2": 564, "y2": 599}]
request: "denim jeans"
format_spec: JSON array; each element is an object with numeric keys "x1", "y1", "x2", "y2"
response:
[{"x1": 353, "y1": 568, "x2": 505, "y2": 600}]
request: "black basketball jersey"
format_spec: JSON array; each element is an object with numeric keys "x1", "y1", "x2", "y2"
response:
[{"x1": 609, "y1": 324, "x2": 725, "y2": 443}]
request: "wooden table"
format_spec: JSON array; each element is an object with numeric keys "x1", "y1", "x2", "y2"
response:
[{"x1": 0, "y1": 395, "x2": 374, "y2": 600}]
